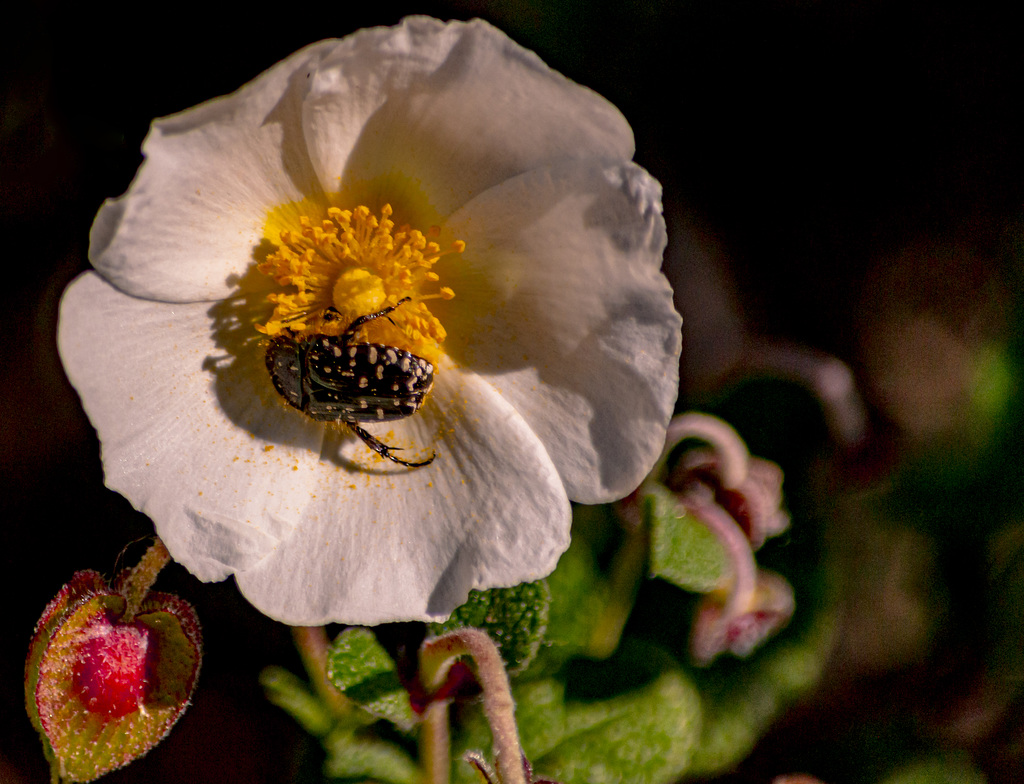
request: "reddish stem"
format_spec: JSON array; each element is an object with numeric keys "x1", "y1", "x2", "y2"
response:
[{"x1": 420, "y1": 629, "x2": 526, "y2": 784}]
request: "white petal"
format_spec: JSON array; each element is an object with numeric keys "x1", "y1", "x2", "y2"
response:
[
  {"x1": 441, "y1": 160, "x2": 681, "y2": 503},
  {"x1": 58, "y1": 273, "x2": 326, "y2": 580},
  {"x1": 300, "y1": 18, "x2": 465, "y2": 200},
  {"x1": 303, "y1": 17, "x2": 635, "y2": 217},
  {"x1": 234, "y1": 367, "x2": 571, "y2": 625},
  {"x1": 89, "y1": 40, "x2": 338, "y2": 302}
]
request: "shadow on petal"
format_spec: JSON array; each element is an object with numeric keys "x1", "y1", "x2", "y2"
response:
[
  {"x1": 203, "y1": 260, "x2": 319, "y2": 445},
  {"x1": 425, "y1": 541, "x2": 476, "y2": 618}
]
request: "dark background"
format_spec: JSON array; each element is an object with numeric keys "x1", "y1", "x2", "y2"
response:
[{"x1": 3, "y1": 2, "x2": 1023, "y2": 782}]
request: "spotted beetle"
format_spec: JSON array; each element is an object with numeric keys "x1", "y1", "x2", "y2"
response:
[{"x1": 265, "y1": 298, "x2": 435, "y2": 468}]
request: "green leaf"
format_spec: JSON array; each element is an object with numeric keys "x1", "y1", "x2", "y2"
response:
[
  {"x1": 326, "y1": 628, "x2": 416, "y2": 730},
  {"x1": 875, "y1": 755, "x2": 987, "y2": 784},
  {"x1": 531, "y1": 671, "x2": 700, "y2": 784},
  {"x1": 528, "y1": 527, "x2": 612, "y2": 675},
  {"x1": 452, "y1": 641, "x2": 702, "y2": 784},
  {"x1": 430, "y1": 581, "x2": 550, "y2": 674},
  {"x1": 645, "y1": 482, "x2": 727, "y2": 592},
  {"x1": 323, "y1": 728, "x2": 418, "y2": 784},
  {"x1": 688, "y1": 610, "x2": 833, "y2": 777},
  {"x1": 505, "y1": 679, "x2": 571, "y2": 760},
  {"x1": 259, "y1": 666, "x2": 334, "y2": 738}
]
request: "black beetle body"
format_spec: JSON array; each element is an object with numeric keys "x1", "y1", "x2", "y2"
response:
[{"x1": 265, "y1": 299, "x2": 435, "y2": 467}]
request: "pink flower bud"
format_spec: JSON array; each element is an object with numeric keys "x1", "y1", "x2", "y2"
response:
[{"x1": 26, "y1": 568, "x2": 201, "y2": 782}]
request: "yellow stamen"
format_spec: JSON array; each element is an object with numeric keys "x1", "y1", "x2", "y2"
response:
[{"x1": 257, "y1": 203, "x2": 462, "y2": 365}]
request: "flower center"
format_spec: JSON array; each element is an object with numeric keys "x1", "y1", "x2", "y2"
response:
[{"x1": 256, "y1": 203, "x2": 460, "y2": 365}]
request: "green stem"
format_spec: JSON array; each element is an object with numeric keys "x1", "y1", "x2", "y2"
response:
[
  {"x1": 292, "y1": 626, "x2": 348, "y2": 716},
  {"x1": 419, "y1": 698, "x2": 451, "y2": 784},
  {"x1": 588, "y1": 514, "x2": 647, "y2": 658},
  {"x1": 117, "y1": 538, "x2": 171, "y2": 622},
  {"x1": 420, "y1": 629, "x2": 526, "y2": 784}
]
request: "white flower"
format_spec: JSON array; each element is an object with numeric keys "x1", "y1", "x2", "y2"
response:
[{"x1": 58, "y1": 17, "x2": 681, "y2": 625}]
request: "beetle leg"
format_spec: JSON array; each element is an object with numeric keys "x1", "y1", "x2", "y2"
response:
[
  {"x1": 346, "y1": 421, "x2": 435, "y2": 468},
  {"x1": 340, "y1": 297, "x2": 412, "y2": 343}
]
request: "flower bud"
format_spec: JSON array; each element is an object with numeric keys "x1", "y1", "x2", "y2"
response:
[{"x1": 25, "y1": 567, "x2": 201, "y2": 782}]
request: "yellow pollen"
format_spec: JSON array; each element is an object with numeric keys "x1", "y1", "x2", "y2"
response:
[{"x1": 257, "y1": 203, "x2": 462, "y2": 365}]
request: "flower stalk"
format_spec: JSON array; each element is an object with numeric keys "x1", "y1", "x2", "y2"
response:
[
  {"x1": 653, "y1": 412, "x2": 795, "y2": 665},
  {"x1": 419, "y1": 698, "x2": 452, "y2": 784},
  {"x1": 588, "y1": 515, "x2": 648, "y2": 659},
  {"x1": 114, "y1": 537, "x2": 171, "y2": 622},
  {"x1": 292, "y1": 626, "x2": 348, "y2": 716},
  {"x1": 662, "y1": 412, "x2": 750, "y2": 488},
  {"x1": 685, "y1": 493, "x2": 759, "y2": 615},
  {"x1": 420, "y1": 629, "x2": 527, "y2": 784}
]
